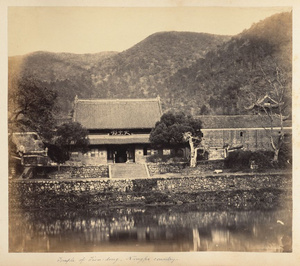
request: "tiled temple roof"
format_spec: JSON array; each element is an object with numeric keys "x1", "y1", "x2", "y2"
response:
[
  {"x1": 73, "y1": 97, "x2": 162, "y2": 130},
  {"x1": 196, "y1": 115, "x2": 291, "y2": 129}
]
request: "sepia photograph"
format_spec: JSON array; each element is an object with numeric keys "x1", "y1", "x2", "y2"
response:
[{"x1": 2, "y1": 1, "x2": 300, "y2": 265}]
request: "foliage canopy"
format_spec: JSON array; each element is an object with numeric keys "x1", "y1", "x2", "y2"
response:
[
  {"x1": 47, "y1": 122, "x2": 89, "y2": 164},
  {"x1": 149, "y1": 112, "x2": 202, "y2": 148},
  {"x1": 8, "y1": 78, "x2": 90, "y2": 164},
  {"x1": 8, "y1": 78, "x2": 58, "y2": 141}
]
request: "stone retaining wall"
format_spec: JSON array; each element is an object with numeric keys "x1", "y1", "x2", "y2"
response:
[
  {"x1": 147, "y1": 162, "x2": 188, "y2": 175},
  {"x1": 147, "y1": 160, "x2": 224, "y2": 175},
  {"x1": 37, "y1": 162, "x2": 223, "y2": 179},
  {"x1": 10, "y1": 172, "x2": 292, "y2": 209},
  {"x1": 39, "y1": 165, "x2": 109, "y2": 179}
]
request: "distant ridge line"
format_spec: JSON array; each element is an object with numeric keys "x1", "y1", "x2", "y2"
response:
[{"x1": 76, "y1": 97, "x2": 160, "y2": 103}]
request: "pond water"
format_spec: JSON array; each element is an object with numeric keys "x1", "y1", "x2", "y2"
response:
[{"x1": 9, "y1": 204, "x2": 292, "y2": 253}]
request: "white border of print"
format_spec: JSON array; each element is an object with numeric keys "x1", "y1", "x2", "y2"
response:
[{"x1": 1, "y1": 1, "x2": 299, "y2": 265}]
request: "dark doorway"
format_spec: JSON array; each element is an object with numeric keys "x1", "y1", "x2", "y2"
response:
[
  {"x1": 115, "y1": 147, "x2": 127, "y2": 163},
  {"x1": 108, "y1": 146, "x2": 135, "y2": 163}
]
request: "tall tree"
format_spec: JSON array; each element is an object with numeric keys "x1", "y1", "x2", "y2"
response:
[
  {"x1": 149, "y1": 112, "x2": 202, "y2": 167},
  {"x1": 244, "y1": 58, "x2": 291, "y2": 163},
  {"x1": 8, "y1": 78, "x2": 58, "y2": 141}
]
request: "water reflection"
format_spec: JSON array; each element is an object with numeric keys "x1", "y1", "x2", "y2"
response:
[{"x1": 9, "y1": 205, "x2": 292, "y2": 252}]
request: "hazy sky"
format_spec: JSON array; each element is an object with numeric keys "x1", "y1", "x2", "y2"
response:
[{"x1": 8, "y1": 6, "x2": 291, "y2": 56}]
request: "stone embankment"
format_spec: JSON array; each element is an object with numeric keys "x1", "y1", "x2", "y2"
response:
[
  {"x1": 147, "y1": 161, "x2": 224, "y2": 175},
  {"x1": 37, "y1": 165, "x2": 109, "y2": 179},
  {"x1": 37, "y1": 161, "x2": 224, "y2": 179},
  {"x1": 9, "y1": 172, "x2": 292, "y2": 209}
]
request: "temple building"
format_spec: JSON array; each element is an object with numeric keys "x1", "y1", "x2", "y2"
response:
[
  {"x1": 71, "y1": 95, "x2": 292, "y2": 164},
  {"x1": 9, "y1": 132, "x2": 48, "y2": 166},
  {"x1": 196, "y1": 115, "x2": 292, "y2": 160},
  {"x1": 72, "y1": 96, "x2": 163, "y2": 164},
  {"x1": 9, "y1": 132, "x2": 49, "y2": 178}
]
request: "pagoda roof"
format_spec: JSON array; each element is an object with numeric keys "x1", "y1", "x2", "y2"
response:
[{"x1": 245, "y1": 95, "x2": 283, "y2": 110}]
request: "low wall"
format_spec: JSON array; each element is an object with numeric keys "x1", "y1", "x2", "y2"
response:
[
  {"x1": 147, "y1": 162, "x2": 188, "y2": 175},
  {"x1": 35, "y1": 162, "x2": 223, "y2": 179},
  {"x1": 37, "y1": 165, "x2": 109, "y2": 179},
  {"x1": 147, "y1": 160, "x2": 224, "y2": 175},
  {"x1": 9, "y1": 172, "x2": 292, "y2": 209}
]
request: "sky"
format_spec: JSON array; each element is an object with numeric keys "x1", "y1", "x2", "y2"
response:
[{"x1": 8, "y1": 6, "x2": 292, "y2": 56}]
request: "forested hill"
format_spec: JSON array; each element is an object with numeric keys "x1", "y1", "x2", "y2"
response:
[
  {"x1": 8, "y1": 51, "x2": 118, "y2": 115},
  {"x1": 89, "y1": 32, "x2": 230, "y2": 100},
  {"x1": 165, "y1": 11, "x2": 292, "y2": 115},
  {"x1": 8, "y1": 11, "x2": 292, "y2": 118},
  {"x1": 8, "y1": 32, "x2": 230, "y2": 116}
]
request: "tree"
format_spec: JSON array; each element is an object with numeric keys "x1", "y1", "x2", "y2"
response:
[
  {"x1": 8, "y1": 78, "x2": 90, "y2": 165},
  {"x1": 47, "y1": 122, "x2": 89, "y2": 164},
  {"x1": 244, "y1": 58, "x2": 291, "y2": 164},
  {"x1": 258, "y1": 62, "x2": 289, "y2": 163},
  {"x1": 8, "y1": 78, "x2": 58, "y2": 141},
  {"x1": 149, "y1": 112, "x2": 202, "y2": 167},
  {"x1": 183, "y1": 132, "x2": 203, "y2": 167}
]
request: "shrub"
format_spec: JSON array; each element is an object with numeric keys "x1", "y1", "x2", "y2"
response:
[
  {"x1": 224, "y1": 150, "x2": 273, "y2": 171},
  {"x1": 146, "y1": 154, "x2": 188, "y2": 163},
  {"x1": 249, "y1": 150, "x2": 274, "y2": 169},
  {"x1": 278, "y1": 141, "x2": 292, "y2": 168}
]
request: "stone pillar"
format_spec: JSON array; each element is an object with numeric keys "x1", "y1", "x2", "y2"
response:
[
  {"x1": 135, "y1": 146, "x2": 145, "y2": 163},
  {"x1": 98, "y1": 148, "x2": 108, "y2": 164}
]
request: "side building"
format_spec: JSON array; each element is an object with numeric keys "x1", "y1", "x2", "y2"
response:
[
  {"x1": 196, "y1": 115, "x2": 292, "y2": 160},
  {"x1": 72, "y1": 97, "x2": 163, "y2": 164},
  {"x1": 9, "y1": 132, "x2": 49, "y2": 178}
]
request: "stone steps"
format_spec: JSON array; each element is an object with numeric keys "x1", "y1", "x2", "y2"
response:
[{"x1": 110, "y1": 163, "x2": 149, "y2": 178}]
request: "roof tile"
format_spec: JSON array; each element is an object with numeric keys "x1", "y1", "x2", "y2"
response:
[
  {"x1": 196, "y1": 115, "x2": 291, "y2": 129},
  {"x1": 74, "y1": 98, "x2": 162, "y2": 129}
]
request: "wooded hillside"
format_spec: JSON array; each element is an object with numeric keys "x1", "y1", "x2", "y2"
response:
[{"x1": 8, "y1": 12, "x2": 292, "y2": 120}]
